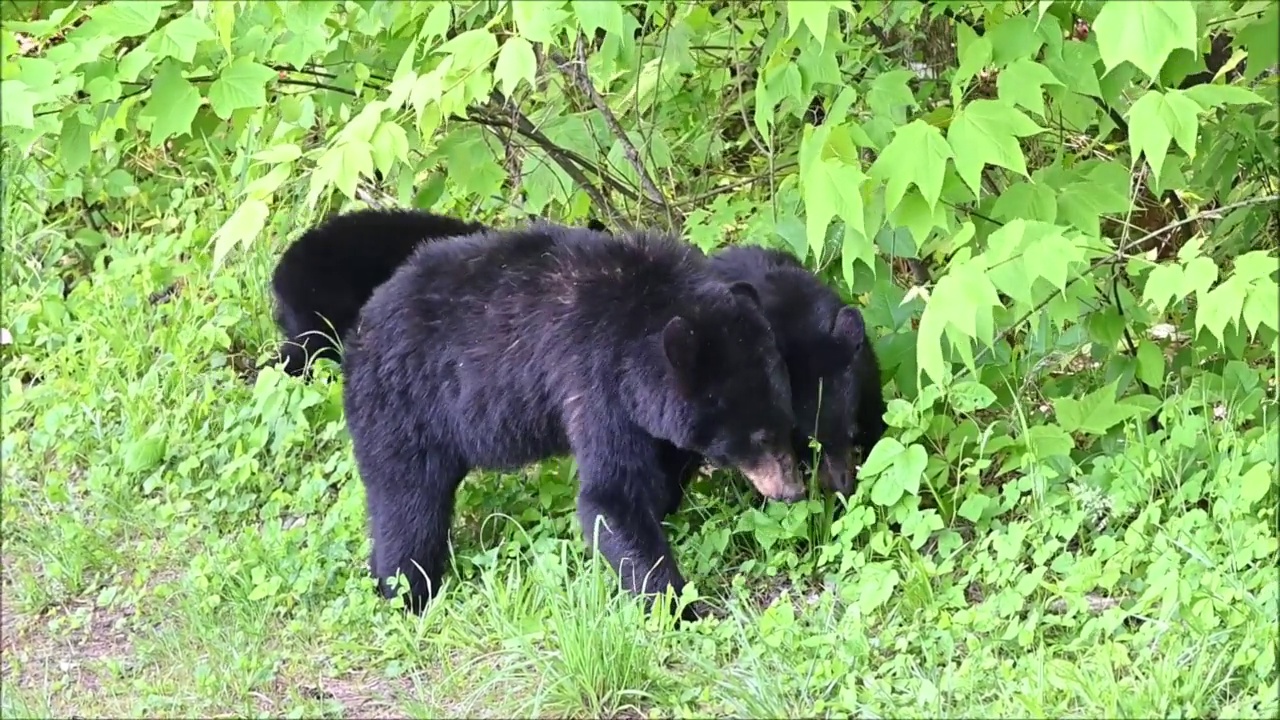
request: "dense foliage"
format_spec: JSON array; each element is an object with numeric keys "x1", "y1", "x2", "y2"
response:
[{"x1": 2, "y1": 1, "x2": 1277, "y2": 716}]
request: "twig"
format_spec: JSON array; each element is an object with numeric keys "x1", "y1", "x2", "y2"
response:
[
  {"x1": 481, "y1": 91, "x2": 628, "y2": 229},
  {"x1": 549, "y1": 36, "x2": 680, "y2": 229}
]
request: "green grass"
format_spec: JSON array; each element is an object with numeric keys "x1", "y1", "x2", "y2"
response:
[{"x1": 1, "y1": 148, "x2": 1277, "y2": 719}]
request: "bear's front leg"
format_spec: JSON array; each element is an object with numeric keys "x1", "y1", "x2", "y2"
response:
[{"x1": 573, "y1": 441, "x2": 703, "y2": 621}]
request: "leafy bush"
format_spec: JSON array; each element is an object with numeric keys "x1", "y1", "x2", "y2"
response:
[{"x1": 2, "y1": 1, "x2": 1276, "y2": 717}]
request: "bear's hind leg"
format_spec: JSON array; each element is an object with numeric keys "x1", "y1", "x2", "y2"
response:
[{"x1": 361, "y1": 443, "x2": 469, "y2": 613}]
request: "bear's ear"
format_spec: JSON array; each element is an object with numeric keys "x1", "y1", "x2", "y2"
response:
[
  {"x1": 833, "y1": 306, "x2": 866, "y2": 351},
  {"x1": 728, "y1": 281, "x2": 761, "y2": 307},
  {"x1": 586, "y1": 218, "x2": 609, "y2": 233},
  {"x1": 662, "y1": 316, "x2": 700, "y2": 392}
]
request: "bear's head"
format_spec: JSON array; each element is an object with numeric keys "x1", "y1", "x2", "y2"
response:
[
  {"x1": 661, "y1": 281, "x2": 805, "y2": 503},
  {"x1": 786, "y1": 305, "x2": 872, "y2": 496}
]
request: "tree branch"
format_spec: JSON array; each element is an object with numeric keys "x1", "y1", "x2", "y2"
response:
[{"x1": 549, "y1": 35, "x2": 681, "y2": 229}]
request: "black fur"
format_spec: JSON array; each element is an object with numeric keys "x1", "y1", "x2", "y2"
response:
[
  {"x1": 708, "y1": 246, "x2": 887, "y2": 495},
  {"x1": 341, "y1": 222, "x2": 803, "y2": 619},
  {"x1": 269, "y1": 208, "x2": 608, "y2": 376}
]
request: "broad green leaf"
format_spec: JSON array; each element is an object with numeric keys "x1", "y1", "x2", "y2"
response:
[
  {"x1": 370, "y1": 121, "x2": 409, "y2": 178},
  {"x1": 512, "y1": 1, "x2": 570, "y2": 45},
  {"x1": 868, "y1": 119, "x2": 952, "y2": 213},
  {"x1": 1239, "y1": 462, "x2": 1275, "y2": 505},
  {"x1": 212, "y1": 0, "x2": 236, "y2": 53},
  {"x1": 1243, "y1": 281, "x2": 1279, "y2": 337},
  {"x1": 140, "y1": 61, "x2": 201, "y2": 146},
  {"x1": 1125, "y1": 88, "x2": 1200, "y2": 180},
  {"x1": 572, "y1": 0, "x2": 626, "y2": 38},
  {"x1": 786, "y1": 1, "x2": 849, "y2": 46},
  {"x1": 495, "y1": 36, "x2": 537, "y2": 96},
  {"x1": 244, "y1": 163, "x2": 292, "y2": 201},
  {"x1": 208, "y1": 57, "x2": 277, "y2": 120},
  {"x1": 1182, "y1": 256, "x2": 1218, "y2": 297},
  {"x1": 916, "y1": 260, "x2": 1001, "y2": 384},
  {"x1": 0, "y1": 80, "x2": 36, "y2": 129},
  {"x1": 1135, "y1": 339, "x2": 1164, "y2": 387},
  {"x1": 859, "y1": 437, "x2": 905, "y2": 478},
  {"x1": 1093, "y1": 0, "x2": 1197, "y2": 79},
  {"x1": 865, "y1": 70, "x2": 918, "y2": 125},
  {"x1": 1182, "y1": 84, "x2": 1268, "y2": 110},
  {"x1": 122, "y1": 436, "x2": 166, "y2": 475},
  {"x1": 803, "y1": 158, "x2": 867, "y2": 262},
  {"x1": 1196, "y1": 279, "x2": 1247, "y2": 342},
  {"x1": 957, "y1": 493, "x2": 992, "y2": 523},
  {"x1": 1142, "y1": 263, "x2": 1184, "y2": 312},
  {"x1": 949, "y1": 381, "x2": 997, "y2": 413},
  {"x1": 996, "y1": 59, "x2": 1062, "y2": 117},
  {"x1": 85, "y1": 0, "x2": 168, "y2": 39},
  {"x1": 212, "y1": 199, "x2": 270, "y2": 268},
  {"x1": 988, "y1": 16, "x2": 1045, "y2": 67},
  {"x1": 59, "y1": 115, "x2": 93, "y2": 173},
  {"x1": 952, "y1": 26, "x2": 992, "y2": 99},
  {"x1": 155, "y1": 11, "x2": 216, "y2": 63},
  {"x1": 946, "y1": 100, "x2": 1043, "y2": 197},
  {"x1": 991, "y1": 181, "x2": 1057, "y2": 224},
  {"x1": 868, "y1": 443, "x2": 927, "y2": 507},
  {"x1": 1238, "y1": 6, "x2": 1279, "y2": 82},
  {"x1": 253, "y1": 143, "x2": 303, "y2": 164},
  {"x1": 1051, "y1": 380, "x2": 1146, "y2": 436},
  {"x1": 310, "y1": 140, "x2": 375, "y2": 204},
  {"x1": 1022, "y1": 424, "x2": 1074, "y2": 458},
  {"x1": 436, "y1": 28, "x2": 498, "y2": 71}
]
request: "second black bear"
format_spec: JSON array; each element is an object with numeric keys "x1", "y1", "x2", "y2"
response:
[
  {"x1": 708, "y1": 246, "x2": 887, "y2": 495},
  {"x1": 342, "y1": 223, "x2": 804, "y2": 619},
  {"x1": 269, "y1": 208, "x2": 607, "y2": 376}
]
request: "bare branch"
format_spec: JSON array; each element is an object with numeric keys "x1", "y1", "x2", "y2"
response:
[{"x1": 549, "y1": 36, "x2": 681, "y2": 230}]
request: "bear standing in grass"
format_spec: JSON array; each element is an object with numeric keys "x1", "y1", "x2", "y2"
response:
[
  {"x1": 709, "y1": 246, "x2": 887, "y2": 495},
  {"x1": 269, "y1": 208, "x2": 606, "y2": 376},
  {"x1": 342, "y1": 222, "x2": 804, "y2": 618}
]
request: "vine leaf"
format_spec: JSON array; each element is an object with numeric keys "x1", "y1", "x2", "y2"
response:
[
  {"x1": 868, "y1": 119, "x2": 952, "y2": 214},
  {"x1": 84, "y1": 0, "x2": 167, "y2": 39},
  {"x1": 208, "y1": 57, "x2": 277, "y2": 119},
  {"x1": 1092, "y1": 0, "x2": 1197, "y2": 79},
  {"x1": 571, "y1": 0, "x2": 626, "y2": 38},
  {"x1": 0, "y1": 80, "x2": 36, "y2": 130},
  {"x1": 1127, "y1": 88, "x2": 1202, "y2": 178},
  {"x1": 916, "y1": 260, "x2": 1001, "y2": 385},
  {"x1": 946, "y1": 100, "x2": 1043, "y2": 198},
  {"x1": 786, "y1": 1, "x2": 850, "y2": 46}
]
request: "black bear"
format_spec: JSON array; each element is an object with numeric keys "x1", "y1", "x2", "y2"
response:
[
  {"x1": 707, "y1": 246, "x2": 887, "y2": 495},
  {"x1": 341, "y1": 222, "x2": 804, "y2": 619},
  {"x1": 269, "y1": 208, "x2": 607, "y2": 376}
]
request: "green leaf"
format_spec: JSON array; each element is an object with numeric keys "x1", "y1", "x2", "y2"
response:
[
  {"x1": 512, "y1": 1, "x2": 571, "y2": 45},
  {"x1": 803, "y1": 158, "x2": 866, "y2": 263},
  {"x1": 123, "y1": 436, "x2": 166, "y2": 474},
  {"x1": 1135, "y1": 339, "x2": 1164, "y2": 387},
  {"x1": 1238, "y1": 6, "x2": 1279, "y2": 82},
  {"x1": 212, "y1": 199, "x2": 270, "y2": 268},
  {"x1": 1092, "y1": 0, "x2": 1197, "y2": 79},
  {"x1": 1022, "y1": 424, "x2": 1074, "y2": 459},
  {"x1": 868, "y1": 444, "x2": 927, "y2": 507},
  {"x1": 996, "y1": 59, "x2": 1063, "y2": 118},
  {"x1": 859, "y1": 437, "x2": 905, "y2": 478},
  {"x1": 1126, "y1": 89, "x2": 1201, "y2": 179},
  {"x1": 495, "y1": 36, "x2": 537, "y2": 96},
  {"x1": 208, "y1": 57, "x2": 277, "y2": 120},
  {"x1": 868, "y1": 119, "x2": 952, "y2": 214},
  {"x1": 949, "y1": 381, "x2": 997, "y2": 413},
  {"x1": 1051, "y1": 380, "x2": 1146, "y2": 436},
  {"x1": 253, "y1": 143, "x2": 303, "y2": 164},
  {"x1": 1143, "y1": 263, "x2": 1184, "y2": 313},
  {"x1": 370, "y1": 121, "x2": 409, "y2": 178},
  {"x1": 140, "y1": 61, "x2": 201, "y2": 147},
  {"x1": 309, "y1": 140, "x2": 375, "y2": 205},
  {"x1": 0, "y1": 80, "x2": 36, "y2": 130},
  {"x1": 1238, "y1": 462, "x2": 1274, "y2": 505},
  {"x1": 572, "y1": 0, "x2": 626, "y2": 38},
  {"x1": 1195, "y1": 279, "x2": 1247, "y2": 342},
  {"x1": 786, "y1": 1, "x2": 849, "y2": 45},
  {"x1": 436, "y1": 28, "x2": 498, "y2": 71},
  {"x1": 154, "y1": 11, "x2": 216, "y2": 63},
  {"x1": 1243, "y1": 280, "x2": 1279, "y2": 338},
  {"x1": 85, "y1": 0, "x2": 168, "y2": 39},
  {"x1": 956, "y1": 493, "x2": 992, "y2": 523},
  {"x1": 946, "y1": 100, "x2": 1043, "y2": 197},
  {"x1": 1182, "y1": 256, "x2": 1218, "y2": 298},
  {"x1": 59, "y1": 115, "x2": 93, "y2": 174},
  {"x1": 865, "y1": 70, "x2": 918, "y2": 125},
  {"x1": 916, "y1": 260, "x2": 1001, "y2": 385},
  {"x1": 1181, "y1": 84, "x2": 1268, "y2": 110}
]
